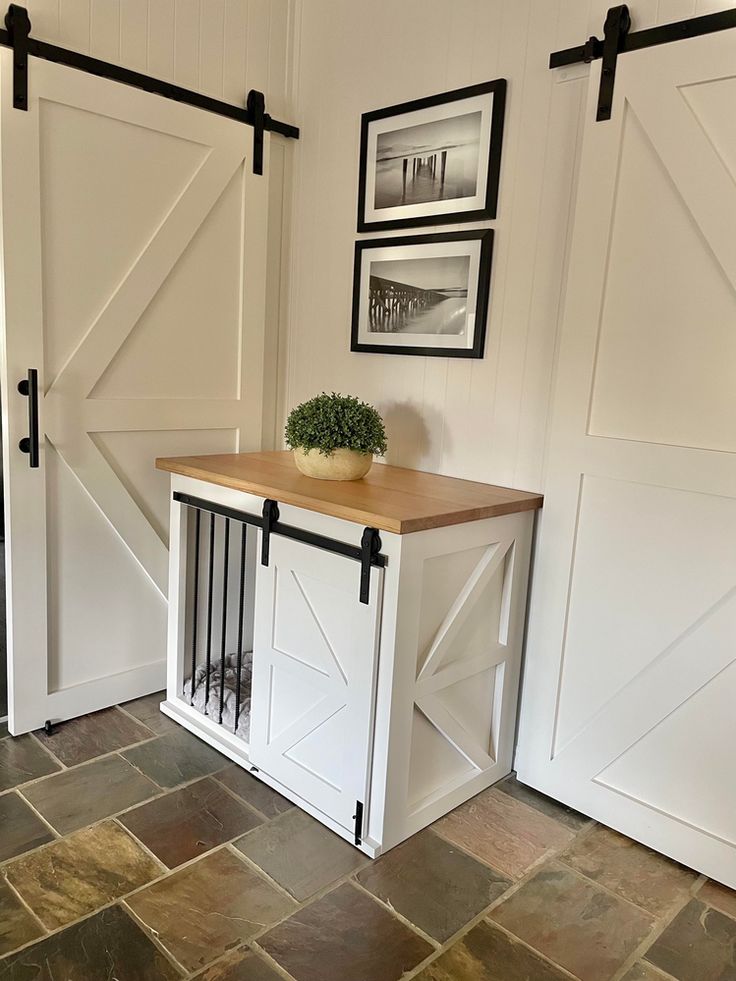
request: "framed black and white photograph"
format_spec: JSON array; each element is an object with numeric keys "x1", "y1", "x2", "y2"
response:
[
  {"x1": 350, "y1": 230, "x2": 493, "y2": 358},
  {"x1": 357, "y1": 79, "x2": 506, "y2": 232}
]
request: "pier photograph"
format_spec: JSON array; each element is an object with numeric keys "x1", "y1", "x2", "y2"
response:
[
  {"x1": 357, "y1": 79, "x2": 506, "y2": 230},
  {"x1": 374, "y1": 111, "x2": 482, "y2": 211},
  {"x1": 351, "y1": 230, "x2": 494, "y2": 359},
  {"x1": 367, "y1": 255, "x2": 470, "y2": 336}
]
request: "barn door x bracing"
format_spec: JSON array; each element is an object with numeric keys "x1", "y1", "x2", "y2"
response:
[
  {"x1": 516, "y1": 30, "x2": 736, "y2": 886},
  {"x1": 0, "y1": 49, "x2": 271, "y2": 734}
]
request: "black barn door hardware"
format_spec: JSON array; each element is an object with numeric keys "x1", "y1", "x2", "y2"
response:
[
  {"x1": 17, "y1": 368, "x2": 39, "y2": 468},
  {"x1": 174, "y1": 492, "x2": 387, "y2": 604},
  {"x1": 5, "y1": 4, "x2": 29, "y2": 110},
  {"x1": 247, "y1": 89, "x2": 266, "y2": 176},
  {"x1": 353, "y1": 800, "x2": 364, "y2": 846},
  {"x1": 0, "y1": 6, "x2": 299, "y2": 172},
  {"x1": 261, "y1": 498, "x2": 280, "y2": 566},
  {"x1": 596, "y1": 5, "x2": 630, "y2": 121},
  {"x1": 360, "y1": 528, "x2": 382, "y2": 605},
  {"x1": 550, "y1": 4, "x2": 736, "y2": 119}
]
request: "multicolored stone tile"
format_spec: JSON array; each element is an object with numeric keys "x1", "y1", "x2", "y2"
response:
[
  {"x1": 234, "y1": 806, "x2": 367, "y2": 901},
  {"x1": 121, "y1": 691, "x2": 179, "y2": 735},
  {"x1": 0, "y1": 792, "x2": 55, "y2": 862},
  {"x1": 697, "y1": 879, "x2": 736, "y2": 920},
  {"x1": 260, "y1": 882, "x2": 434, "y2": 981},
  {"x1": 0, "y1": 904, "x2": 181, "y2": 980},
  {"x1": 0, "y1": 735, "x2": 61, "y2": 793},
  {"x1": 125, "y1": 848, "x2": 297, "y2": 973},
  {"x1": 561, "y1": 824, "x2": 698, "y2": 915},
  {"x1": 119, "y1": 776, "x2": 263, "y2": 868},
  {"x1": 645, "y1": 899, "x2": 736, "y2": 981},
  {"x1": 34, "y1": 707, "x2": 152, "y2": 766},
  {"x1": 433, "y1": 787, "x2": 575, "y2": 879},
  {"x1": 215, "y1": 764, "x2": 294, "y2": 818},
  {"x1": 357, "y1": 829, "x2": 511, "y2": 942},
  {"x1": 413, "y1": 919, "x2": 571, "y2": 980},
  {"x1": 192, "y1": 948, "x2": 284, "y2": 980},
  {"x1": 0, "y1": 878, "x2": 44, "y2": 958},
  {"x1": 5, "y1": 820, "x2": 162, "y2": 929},
  {"x1": 496, "y1": 775, "x2": 590, "y2": 832},
  {"x1": 122, "y1": 727, "x2": 228, "y2": 789},
  {"x1": 489, "y1": 862, "x2": 655, "y2": 981},
  {"x1": 22, "y1": 754, "x2": 159, "y2": 834}
]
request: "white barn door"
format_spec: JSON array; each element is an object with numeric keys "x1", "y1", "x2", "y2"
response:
[
  {"x1": 516, "y1": 29, "x2": 736, "y2": 886},
  {"x1": 0, "y1": 50, "x2": 271, "y2": 734}
]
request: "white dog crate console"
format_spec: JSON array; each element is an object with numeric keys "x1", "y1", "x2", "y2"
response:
[{"x1": 157, "y1": 451, "x2": 542, "y2": 857}]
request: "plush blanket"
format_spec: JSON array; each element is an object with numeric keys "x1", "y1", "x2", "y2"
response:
[{"x1": 185, "y1": 651, "x2": 252, "y2": 740}]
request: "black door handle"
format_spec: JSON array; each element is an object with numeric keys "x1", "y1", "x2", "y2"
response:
[{"x1": 17, "y1": 368, "x2": 39, "y2": 468}]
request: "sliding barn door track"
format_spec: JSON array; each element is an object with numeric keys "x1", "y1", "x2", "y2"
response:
[
  {"x1": 550, "y1": 4, "x2": 736, "y2": 121},
  {"x1": 2, "y1": 3, "x2": 298, "y2": 173}
]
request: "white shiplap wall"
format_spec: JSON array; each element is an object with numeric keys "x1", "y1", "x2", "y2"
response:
[{"x1": 282, "y1": 0, "x2": 713, "y2": 492}]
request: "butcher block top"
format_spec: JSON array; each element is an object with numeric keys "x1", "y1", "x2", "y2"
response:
[{"x1": 156, "y1": 451, "x2": 543, "y2": 535}]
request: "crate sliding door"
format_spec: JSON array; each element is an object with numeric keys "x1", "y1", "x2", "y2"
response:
[
  {"x1": 250, "y1": 535, "x2": 384, "y2": 835},
  {"x1": 0, "y1": 48, "x2": 271, "y2": 734}
]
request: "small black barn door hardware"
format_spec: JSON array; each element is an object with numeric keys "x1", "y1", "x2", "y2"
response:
[
  {"x1": 247, "y1": 89, "x2": 266, "y2": 176},
  {"x1": 0, "y1": 5, "x2": 299, "y2": 173},
  {"x1": 360, "y1": 528, "x2": 382, "y2": 605},
  {"x1": 5, "y1": 3, "x2": 29, "y2": 110},
  {"x1": 174, "y1": 492, "x2": 387, "y2": 604},
  {"x1": 353, "y1": 800, "x2": 364, "y2": 846},
  {"x1": 17, "y1": 367, "x2": 39, "y2": 468},
  {"x1": 261, "y1": 498, "x2": 280, "y2": 566},
  {"x1": 550, "y1": 4, "x2": 736, "y2": 119}
]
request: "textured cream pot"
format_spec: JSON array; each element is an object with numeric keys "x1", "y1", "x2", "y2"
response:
[{"x1": 293, "y1": 447, "x2": 373, "y2": 480}]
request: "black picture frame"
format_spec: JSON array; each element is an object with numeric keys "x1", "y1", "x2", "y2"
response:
[
  {"x1": 350, "y1": 229, "x2": 494, "y2": 359},
  {"x1": 357, "y1": 79, "x2": 506, "y2": 233}
]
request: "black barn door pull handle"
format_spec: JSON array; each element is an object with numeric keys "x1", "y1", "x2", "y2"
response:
[{"x1": 17, "y1": 368, "x2": 39, "y2": 468}]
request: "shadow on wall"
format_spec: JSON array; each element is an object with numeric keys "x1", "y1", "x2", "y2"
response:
[{"x1": 379, "y1": 401, "x2": 447, "y2": 470}]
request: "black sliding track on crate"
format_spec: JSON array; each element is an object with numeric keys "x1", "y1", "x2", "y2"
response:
[{"x1": 174, "y1": 492, "x2": 387, "y2": 605}]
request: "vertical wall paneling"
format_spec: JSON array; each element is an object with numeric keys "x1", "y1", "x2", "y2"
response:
[
  {"x1": 148, "y1": 0, "x2": 176, "y2": 81},
  {"x1": 89, "y1": 0, "x2": 120, "y2": 62},
  {"x1": 174, "y1": 0, "x2": 201, "y2": 91},
  {"x1": 199, "y1": 0, "x2": 225, "y2": 97},
  {"x1": 58, "y1": 0, "x2": 90, "y2": 50},
  {"x1": 119, "y1": 0, "x2": 149, "y2": 73},
  {"x1": 223, "y1": 0, "x2": 248, "y2": 105}
]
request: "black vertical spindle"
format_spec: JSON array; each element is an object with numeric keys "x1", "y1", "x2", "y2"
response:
[
  {"x1": 204, "y1": 513, "x2": 215, "y2": 713},
  {"x1": 189, "y1": 508, "x2": 201, "y2": 705},
  {"x1": 218, "y1": 518, "x2": 230, "y2": 725},
  {"x1": 234, "y1": 523, "x2": 247, "y2": 734}
]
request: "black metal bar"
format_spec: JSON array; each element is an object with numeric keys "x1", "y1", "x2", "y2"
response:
[
  {"x1": 359, "y1": 528, "x2": 382, "y2": 605},
  {"x1": 261, "y1": 499, "x2": 280, "y2": 566},
  {"x1": 17, "y1": 368, "x2": 39, "y2": 468},
  {"x1": 596, "y1": 5, "x2": 630, "y2": 121},
  {"x1": 550, "y1": 6, "x2": 736, "y2": 69},
  {"x1": 204, "y1": 513, "x2": 215, "y2": 714},
  {"x1": 5, "y1": 4, "x2": 29, "y2": 110},
  {"x1": 0, "y1": 6, "x2": 299, "y2": 139},
  {"x1": 218, "y1": 518, "x2": 230, "y2": 725},
  {"x1": 189, "y1": 508, "x2": 201, "y2": 705},
  {"x1": 353, "y1": 800, "x2": 364, "y2": 846},
  {"x1": 234, "y1": 523, "x2": 247, "y2": 735},
  {"x1": 174, "y1": 491, "x2": 388, "y2": 570},
  {"x1": 247, "y1": 89, "x2": 265, "y2": 175}
]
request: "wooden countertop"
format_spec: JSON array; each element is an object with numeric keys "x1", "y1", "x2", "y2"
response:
[{"x1": 156, "y1": 451, "x2": 543, "y2": 535}]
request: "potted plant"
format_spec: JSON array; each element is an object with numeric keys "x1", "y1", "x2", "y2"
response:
[{"x1": 285, "y1": 392, "x2": 388, "y2": 480}]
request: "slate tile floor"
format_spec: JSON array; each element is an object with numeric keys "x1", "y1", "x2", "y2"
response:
[{"x1": 0, "y1": 701, "x2": 735, "y2": 980}]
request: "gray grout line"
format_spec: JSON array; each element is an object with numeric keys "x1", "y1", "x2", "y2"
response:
[
  {"x1": 247, "y1": 942, "x2": 299, "y2": 981},
  {"x1": 349, "y1": 877, "x2": 441, "y2": 949},
  {"x1": 120, "y1": 898, "x2": 191, "y2": 977},
  {"x1": 13, "y1": 788, "x2": 63, "y2": 841},
  {"x1": 1, "y1": 871, "x2": 49, "y2": 938},
  {"x1": 27, "y1": 730, "x2": 69, "y2": 770}
]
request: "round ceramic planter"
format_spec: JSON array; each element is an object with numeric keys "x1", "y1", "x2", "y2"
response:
[{"x1": 293, "y1": 447, "x2": 372, "y2": 481}]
